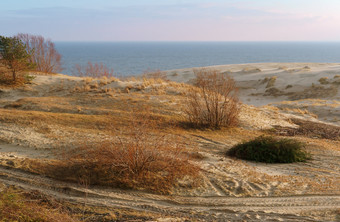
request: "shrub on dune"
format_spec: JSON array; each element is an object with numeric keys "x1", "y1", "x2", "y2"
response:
[
  {"x1": 184, "y1": 68, "x2": 240, "y2": 129},
  {"x1": 227, "y1": 135, "x2": 311, "y2": 163},
  {"x1": 34, "y1": 109, "x2": 200, "y2": 194}
]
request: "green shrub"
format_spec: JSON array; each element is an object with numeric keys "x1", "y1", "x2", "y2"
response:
[
  {"x1": 226, "y1": 136, "x2": 311, "y2": 163},
  {"x1": 24, "y1": 74, "x2": 36, "y2": 83}
]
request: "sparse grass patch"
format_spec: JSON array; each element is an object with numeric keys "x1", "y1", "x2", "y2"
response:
[
  {"x1": 264, "y1": 87, "x2": 283, "y2": 97},
  {"x1": 265, "y1": 76, "x2": 277, "y2": 88},
  {"x1": 242, "y1": 67, "x2": 262, "y2": 73},
  {"x1": 32, "y1": 109, "x2": 200, "y2": 194},
  {"x1": 273, "y1": 118, "x2": 340, "y2": 140},
  {"x1": 227, "y1": 135, "x2": 311, "y2": 163},
  {"x1": 289, "y1": 85, "x2": 338, "y2": 100},
  {"x1": 142, "y1": 69, "x2": 168, "y2": 81},
  {"x1": 318, "y1": 77, "x2": 329, "y2": 85},
  {"x1": 0, "y1": 68, "x2": 34, "y2": 87},
  {"x1": 0, "y1": 186, "x2": 77, "y2": 222}
]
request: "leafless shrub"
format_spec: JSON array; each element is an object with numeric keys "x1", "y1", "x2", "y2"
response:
[
  {"x1": 184, "y1": 68, "x2": 240, "y2": 129},
  {"x1": 73, "y1": 61, "x2": 114, "y2": 78},
  {"x1": 16, "y1": 33, "x2": 63, "y2": 73}
]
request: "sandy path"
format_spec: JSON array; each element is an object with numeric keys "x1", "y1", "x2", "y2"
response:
[
  {"x1": 0, "y1": 142, "x2": 53, "y2": 159},
  {"x1": 0, "y1": 165, "x2": 338, "y2": 221}
]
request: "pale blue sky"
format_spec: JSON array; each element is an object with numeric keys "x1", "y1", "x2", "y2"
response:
[{"x1": 1, "y1": 0, "x2": 340, "y2": 41}]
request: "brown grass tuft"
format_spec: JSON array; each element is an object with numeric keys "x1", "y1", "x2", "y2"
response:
[{"x1": 0, "y1": 186, "x2": 77, "y2": 222}]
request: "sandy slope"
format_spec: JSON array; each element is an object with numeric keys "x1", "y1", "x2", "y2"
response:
[
  {"x1": 166, "y1": 62, "x2": 340, "y2": 125},
  {"x1": 0, "y1": 63, "x2": 339, "y2": 221}
]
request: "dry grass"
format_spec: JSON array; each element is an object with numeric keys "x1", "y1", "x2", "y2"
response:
[
  {"x1": 280, "y1": 107, "x2": 318, "y2": 118},
  {"x1": 142, "y1": 69, "x2": 168, "y2": 80},
  {"x1": 318, "y1": 77, "x2": 329, "y2": 85},
  {"x1": 264, "y1": 87, "x2": 283, "y2": 97},
  {"x1": 0, "y1": 186, "x2": 78, "y2": 222},
  {"x1": 265, "y1": 76, "x2": 277, "y2": 88},
  {"x1": 272, "y1": 118, "x2": 340, "y2": 140},
  {"x1": 242, "y1": 67, "x2": 262, "y2": 73},
  {"x1": 289, "y1": 84, "x2": 338, "y2": 100},
  {"x1": 0, "y1": 69, "x2": 33, "y2": 87},
  {"x1": 0, "y1": 185, "x2": 160, "y2": 221},
  {"x1": 29, "y1": 108, "x2": 200, "y2": 194}
]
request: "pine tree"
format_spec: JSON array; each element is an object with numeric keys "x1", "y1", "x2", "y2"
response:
[{"x1": 0, "y1": 36, "x2": 34, "y2": 81}]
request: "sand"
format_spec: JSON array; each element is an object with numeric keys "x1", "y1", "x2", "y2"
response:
[
  {"x1": 166, "y1": 62, "x2": 340, "y2": 125},
  {"x1": 0, "y1": 63, "x2": 339, "y2": 221}
]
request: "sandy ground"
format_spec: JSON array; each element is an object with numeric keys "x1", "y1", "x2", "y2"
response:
[
  {"x1": 0, "y1": 63, "x2": 339, "y2": 221},
  {"x1": 166, "y1": 62, "x2": 340, "y2": 125}
]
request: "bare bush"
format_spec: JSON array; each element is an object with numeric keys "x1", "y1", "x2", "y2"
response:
[
  {"x1": 184, "y1": 68, "x2": 240, "y2": 128},
  {"x1": 16, "y1": 33, "x2": 62, "y2": 73},
  {"x1": 73, "y1": 61, "x2": 114, "y2": 78},
  {"x1": 33, "y1": 108, "x2": 199, "y2": 194}
]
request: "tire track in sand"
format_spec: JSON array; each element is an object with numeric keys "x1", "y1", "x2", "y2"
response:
[{"x1": 0, "y1": 165, "x2": 338, "y2": 221}]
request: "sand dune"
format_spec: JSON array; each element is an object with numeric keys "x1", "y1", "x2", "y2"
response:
[
  {"x1": 0, "y1": 63, "x2": 339, "y2": 221},
  {"x1": 166, "y1": 63, "x2": 340, "y2": 125}
]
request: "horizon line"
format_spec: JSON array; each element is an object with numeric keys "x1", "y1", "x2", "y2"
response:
[{"x1": 54, "y1": 40, "x2": 340, "y2": 43}]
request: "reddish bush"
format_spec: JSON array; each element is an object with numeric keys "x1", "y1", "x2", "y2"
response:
[
  {"x1": 16, "y1": 33, "x2": 63, "y2": 73},
  {"x1": 73, "y1": 61, "x2": 114, "y2": 78},
  {"x1": 184, "y1": 68, "x2": 240, "y2": 129}
]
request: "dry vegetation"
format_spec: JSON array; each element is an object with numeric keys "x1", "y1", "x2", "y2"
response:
[
  {"x1": 272, "y1": 118, "x2": 340, "y2": 140},
  {"x1": 142, "y1": 69, "x2": 168, "y2": 80},
  {"x1": 184, "y1": 68, "x2": 240, "y2": 128},
  {"x1": 0, "y1": 65, "x2": 34, "y2": 87},
  {"x1": 0, "y1": 186, "x2": 78, "y2": 222},
  {"x1": 16, "y1": 33, "x2": 63, "y2": 73},
  {"x1": 0, "y1": 64, "x2": 340, "y2": 221},
  {"x1": 30, "y1": 109, "x2": 200, "y2": 194},
  {"x1": 73, "y1": 61, "x2": 114, "y2": 78},
  {"x1": 289, "y1": 84, "x2": 338, "y2": 100}
]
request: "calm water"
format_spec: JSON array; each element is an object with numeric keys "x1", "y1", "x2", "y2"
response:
[{"x1": 55, "y1": 42, "x2": 340, "y2": 76}]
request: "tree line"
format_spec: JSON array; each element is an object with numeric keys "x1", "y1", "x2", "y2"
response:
[{"x1": 0, "y1": 33, "x2": 62, "y2": 81}]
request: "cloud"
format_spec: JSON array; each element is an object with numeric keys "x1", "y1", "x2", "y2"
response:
[{"x1": 1, "y1": 1, "x2": 340, "y2": 41}]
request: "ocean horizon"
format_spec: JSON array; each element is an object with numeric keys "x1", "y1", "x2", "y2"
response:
[{"x1": 55, "y1": 41, "x2": 340, "y2": 76}]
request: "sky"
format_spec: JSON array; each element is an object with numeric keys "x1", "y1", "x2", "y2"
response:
[{"x1": 1, "y1": 0, "x2": 340, "y2": 41}]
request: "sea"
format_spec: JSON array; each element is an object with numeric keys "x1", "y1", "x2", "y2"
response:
[{"x1": 55, "y1": 42, "x2": 340, "y2": 76}]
